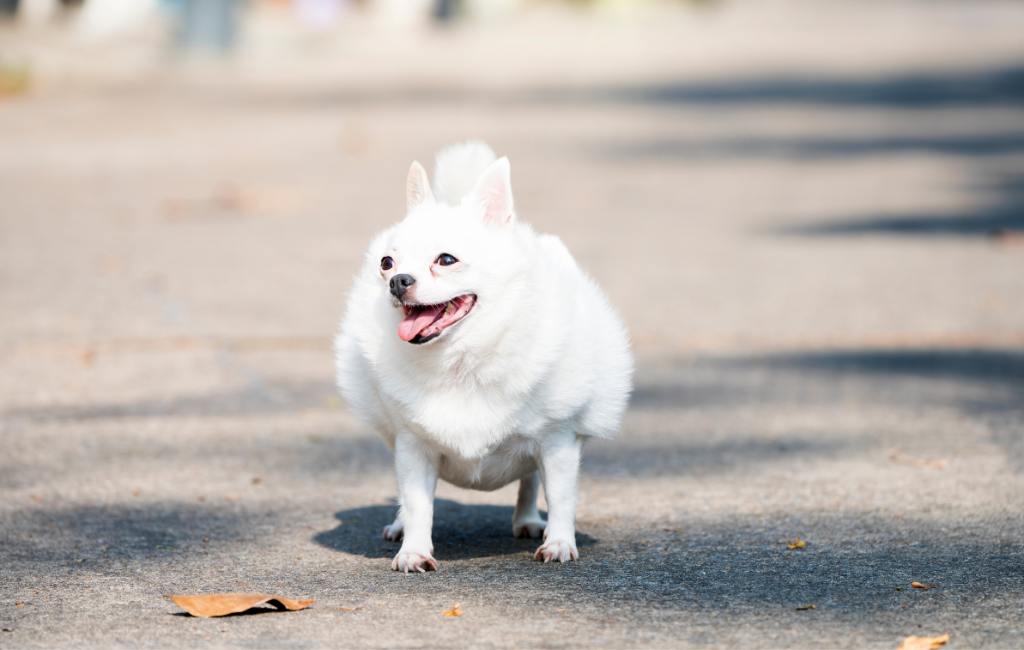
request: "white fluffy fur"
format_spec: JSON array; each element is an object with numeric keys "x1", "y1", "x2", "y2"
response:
[
  {"x1": 431, "y1": 140, "x2": 498, "y2": 207},
  {"x1": 334, "y1": 141, "x2": 633, "y2": 572}
]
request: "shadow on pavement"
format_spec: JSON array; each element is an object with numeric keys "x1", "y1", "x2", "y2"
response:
[
  {"x1": 313, "y1": 499, "x2": 597, "y2": 561},
  {"x1": 538, "y1": 512, "x2": 1024, "y2": 626},
  {"x1": 3, "y1": 379, "x2": 338, "y2": 422},
  {"x1": 783, "y1": 173, "x2": 1024, "y2": 237},
  {"x1": 0, "y1": 502, "x2": 257, "y2": 567},
  {"x1": 633, "y1": 348, "x2": 1024, "y2": 412},
  {"x1": 603, "y1": 133, "x2": 1024, "y2": 161},
  {"x1": 628, "y1": 347, "x2": 1024, "y2": 472},
  {"x1": 256, "y1": 64, "x2": 1024, "y2": 110},
  {"x1": 621, "y1": 65, "x2": 1024, "y2": 108}
]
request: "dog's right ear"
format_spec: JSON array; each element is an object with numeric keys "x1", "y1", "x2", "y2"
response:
[{"x1": 407, "y1": 161, "x2": 435, "y2": 211}]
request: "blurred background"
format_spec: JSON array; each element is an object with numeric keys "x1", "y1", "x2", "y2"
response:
[
  {"x1": 3, "y1": 1, "x2": 1024, "y2": 646},
  {"x1": 1, "y1": 0, "x2": 1022, "y2": 412}
]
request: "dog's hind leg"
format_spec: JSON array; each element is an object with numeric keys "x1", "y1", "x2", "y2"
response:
[
  {"x1": 512, "y1": 471, "x2": 547, "y2": 538},
  {"x1": 382, "y1": 514, "x2": 404, "y2": 541}
]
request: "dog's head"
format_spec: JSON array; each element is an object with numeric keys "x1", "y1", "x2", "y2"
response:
[{"x1": 373, "y1": 156, "x2": 521, "y2": 345}]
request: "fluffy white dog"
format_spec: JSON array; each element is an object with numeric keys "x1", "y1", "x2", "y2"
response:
[{"x1": 334, "y1": 141, "x2": 633, "y2": 572}]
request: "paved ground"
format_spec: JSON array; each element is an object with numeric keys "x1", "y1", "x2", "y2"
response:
[{"x1": 2, "y1": 1, "x2": 1024, "y2": 647}]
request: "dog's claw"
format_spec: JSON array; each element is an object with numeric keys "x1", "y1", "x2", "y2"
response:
[
  {"x1": 392, "y1": 551, "x2": 437, "y2": 573},
  {"x1": 534, "y1": 539, "x2": 578, "y2": 564}
]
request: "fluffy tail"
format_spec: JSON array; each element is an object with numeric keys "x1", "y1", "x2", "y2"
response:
[{"x1": 432, "y1": 140, "x2": 497, "y2": 207}]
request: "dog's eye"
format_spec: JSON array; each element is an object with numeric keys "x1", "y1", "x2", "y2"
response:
[
  {"x1": 437, "y1": 253, "x2": 458, "y2": 267},
  {"x1": 380, "y1": 256, "x2": 394, "y2": 271}
]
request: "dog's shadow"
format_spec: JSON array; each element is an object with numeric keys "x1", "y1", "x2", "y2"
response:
[{"x1": 312, "y1": 499, "x2": 596, "y2": 561}]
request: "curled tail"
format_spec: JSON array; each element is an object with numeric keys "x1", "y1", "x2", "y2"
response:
[{"x1": 432, "y1": 140, "x2": 497, "y2": 207}]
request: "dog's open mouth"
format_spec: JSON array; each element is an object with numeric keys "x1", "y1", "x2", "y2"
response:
[{"x1": 398, "y1": 294, "x2": 476, "y2": 344}]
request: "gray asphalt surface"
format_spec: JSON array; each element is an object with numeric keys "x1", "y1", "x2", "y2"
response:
[{"x1": 2, "y1": 1, "x2": 1024, "y2": 648}]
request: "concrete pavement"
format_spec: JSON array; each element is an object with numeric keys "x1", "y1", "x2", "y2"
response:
[{"x1": 2, "y1": 1, "x2": 1024, "y2": 647}]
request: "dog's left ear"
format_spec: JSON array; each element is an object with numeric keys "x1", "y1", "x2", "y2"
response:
[
  {"x1": 407, "y1": 161, "x2": 435, "y2": 212},
  {"x1": 469, "y1": 157, "x2": 514, "y2": 228}
]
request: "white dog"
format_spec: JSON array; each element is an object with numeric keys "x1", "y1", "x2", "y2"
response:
[{"x1": 334, "y1": 141, "x2": 633, "y2": 572}]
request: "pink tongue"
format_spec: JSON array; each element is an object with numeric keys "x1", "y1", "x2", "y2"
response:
[{"x1": 398, "y1": 304, "x2": 445, "y2": 341}]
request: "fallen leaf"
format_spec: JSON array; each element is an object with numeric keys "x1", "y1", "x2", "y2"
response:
[
  {"x1": 796, "y1": 604, "x2": 816, "y2": 611},
  {"x1": 911, "y1": 582, "x2": 938, "y2": 590},
  {"x1": 556, "y1": 608, "x2": 567, "y2": 612},
  {"x1": 897, "y1": 633, "x2": 950, "y2": 650},
  {"x1": 442, "y1": 603, "x2": 463, "y2": 617},
  {"x1": 218, "y1": 185, "x2": 303, "y2": 216},
  {"x1": 337, "y1": 607, "x2": 364, "y2": 611},
  {"x1": 889, "y1": 449, "x2": 947, "y2": 469},
  {"x1": 15, "y1": 603, "x2": 24, "y2": 607},
  {"x1": 167, "y1": 594, "x2": 314, "y2": 618},
  {"x1": 788, "y1": 538, "x2": 806, "y2": 549},
  {"x1": 78, "y1": 347, "x2": 97, "y2": 367},
  {"x1": 0, "y1": 66, "x2": 30, "y2": 97}
]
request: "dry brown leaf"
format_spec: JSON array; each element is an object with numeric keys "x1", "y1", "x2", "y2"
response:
[
  {"x1": 788, "y1": 538, "x2": 806, "y2": 549},
  {"x1": 911, "y1": 582, "x2": 938, "y2": 590},
  {"x1": 337, "y1": 607, "x2": 364, "y2": 612},
  {"x1": 796, "y1": 604, "x2": 816, "y2": 610},
  {"x1": 0, "y1": 66, "x2": 30, "y2": 97},
  {"x1": 898, "y1": 633, "x2": 950, "y2": 650},
  {"x1": 167, "y1": 593, "x2": 314, "y2": 618},
  {"x1": 442, "y1": 603, "x2": 463, "y2": 617},
  {"x1": 889, "y1": 449, "x2": 947, "y2": 469},
  {"x1": 214, "y1": 185, "x2": 304, "y2": 216}
]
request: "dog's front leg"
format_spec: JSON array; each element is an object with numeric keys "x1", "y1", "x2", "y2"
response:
[
  {"x1": 534, "y1": 432, "x2": 582, "y2": 563},
  {"x1": 391, "y1": 432, "x2": 439, "y2": 573}
]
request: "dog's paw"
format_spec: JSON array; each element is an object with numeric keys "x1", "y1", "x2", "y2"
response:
[
  {"x1": 382, "y1": 522, "x2": 404, "y2": 542},
  {"x1": 392, "y1": 551, "x2": 438, "y2": 573},
  {"x1": 512, "y1": 518, "x2": 546, "y2": 539},
  {"x1": 534, "y1": 538, "x2": 578, "y2": 563}
]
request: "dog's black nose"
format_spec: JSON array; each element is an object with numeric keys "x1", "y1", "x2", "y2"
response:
[{"x1": 389, "y1": 273, "x2": 416, "y2": 299}]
